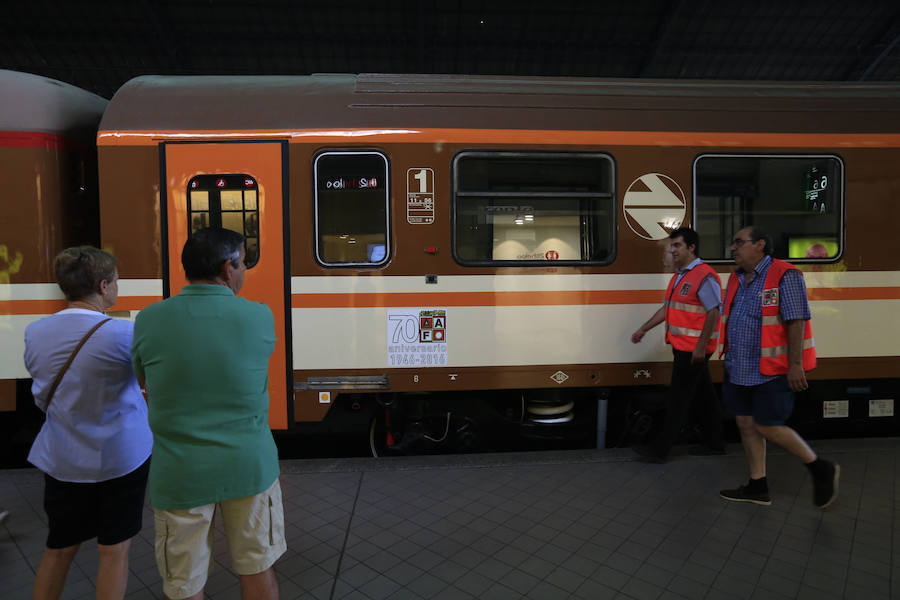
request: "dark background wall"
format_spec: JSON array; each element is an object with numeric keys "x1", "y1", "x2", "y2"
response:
[{"x1": 2, "y1": 0, "x2": 899, "y2": 98}]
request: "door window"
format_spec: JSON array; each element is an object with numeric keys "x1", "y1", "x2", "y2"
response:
[{"x1": 187, "y1": 174, "x2": 260, "y2": 267}]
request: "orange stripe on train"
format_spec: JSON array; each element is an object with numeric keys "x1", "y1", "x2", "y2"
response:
[
  {"x1": 97, "y1": 128, "x2": 900, "y2": 148},
  {"x1": 806, "y1": 287, "x2": 900, "y2": 301},
  {"x1": 290, "y1": 290, "x2": 664, "y2": 308}
]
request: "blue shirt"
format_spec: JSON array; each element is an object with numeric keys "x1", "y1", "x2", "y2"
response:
[
  {"x1": 723, "y1": 255, "x2": 811, "y2": 386},
  {"x1": 672, "y1": 258, "x2": 722, "y2": 312},
  {"x1": 25, "y1": 309, "x2": 153, "y2": 483}
]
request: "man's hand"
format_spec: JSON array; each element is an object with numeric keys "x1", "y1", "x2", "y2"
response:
[
  {"x1": 787, "y1": 364, "x2": 808, "y2": 392},
  {"x1": 691, "y1": 345, "x2": 705, "y2": 364},
  {"x1": 631, "y1": 329, "x2": 645, "y2": 344}
]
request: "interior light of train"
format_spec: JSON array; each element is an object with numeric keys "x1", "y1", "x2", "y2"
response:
[
  {"x1": 662, "y1": 217, "x2": 681, "y2": 229},
  {"x1": 514, "y1": 217, "x2": 525, "y2": 225},
  {"x1": 525, "y1": 214, "x2": 534, "y2": 221},
  {"x1": 486, "y1": 205, "x2": 534, "y2": 212}
]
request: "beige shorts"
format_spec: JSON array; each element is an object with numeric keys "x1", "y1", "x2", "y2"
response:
[{"x1": 153, "y1": 478, "x2": 287, "y2": 600}]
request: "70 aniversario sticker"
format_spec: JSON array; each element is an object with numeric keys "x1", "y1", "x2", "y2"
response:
[{"x1": 387, "y1": 308, "x2": 447, "y2": 366}]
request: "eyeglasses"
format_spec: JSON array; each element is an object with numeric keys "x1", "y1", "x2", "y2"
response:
[{"x1": 731, "y1": 238, "x2": 754, "y2": 247}]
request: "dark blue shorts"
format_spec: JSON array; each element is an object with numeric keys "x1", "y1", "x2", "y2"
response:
[{"x1": 722, "y1": 371, "x2": 794, "y2": 426}]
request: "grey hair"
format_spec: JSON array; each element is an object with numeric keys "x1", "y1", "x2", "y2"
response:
[{"x1": 54, "y1": 246, "x2": 117, "y2": 301}]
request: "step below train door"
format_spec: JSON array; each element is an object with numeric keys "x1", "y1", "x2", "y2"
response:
[{"x1": 161, "y1": 141, "x2": 291, "y2": 429}]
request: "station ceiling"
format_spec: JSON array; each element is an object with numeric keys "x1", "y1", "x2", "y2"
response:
[{"x1": 3, "y1": 1, "x2": 900, "y2": 99}]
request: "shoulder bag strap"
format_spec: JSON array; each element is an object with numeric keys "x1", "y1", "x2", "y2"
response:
[{"x1": 43, "y1": 318, "x2": 113, "y2": 410}]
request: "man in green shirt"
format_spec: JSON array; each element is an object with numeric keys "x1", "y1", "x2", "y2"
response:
[{"x1": 132, "y1": 228, "x2": 285, "y2": 600}]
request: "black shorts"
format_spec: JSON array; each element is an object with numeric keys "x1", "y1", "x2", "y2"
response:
[
  {"x1": 44, "y1": 457, "x2": 150, "y2": 549},
  {"x1": 722, "y1": 372, "x2": 794, "y2": 426}
]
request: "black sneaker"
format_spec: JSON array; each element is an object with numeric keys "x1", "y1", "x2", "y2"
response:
[
  {"x1": 813, "y1": 461, "x2": 840, "y2": 509},
  {"x1": 719, "y1": 484, "x2": 772, "y2": 506}
]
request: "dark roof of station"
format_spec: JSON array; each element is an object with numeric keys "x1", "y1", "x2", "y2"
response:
[{"x1": 3, "y1": 1, "x2": 900, "y2": 99}]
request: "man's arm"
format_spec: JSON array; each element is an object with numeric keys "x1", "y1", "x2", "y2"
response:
[
  {"x1": 692, "y1": 306, "x2": 720, "y2": 363},
  {"x1": 631, "y1": 306, "x2": 666, "y2": 343},
  {"x1": 130, "y1": 315, "x2": 148, "y2": 402},
  {"x1": 692, "y1": 273, "x2": 722, "y2": 362},
  {"x1": 785, "y1": 319, "x2": 808, "y2": 392},
  {"x1": 136, "y1": 375, "x2": 148, "y2": 402},
  {"x1": 779, "y1": 270, "x2": 811, "y2": 392}
]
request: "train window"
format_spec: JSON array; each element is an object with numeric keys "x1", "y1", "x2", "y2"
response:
[
  {"x1": 694, "y1": 155, "x2": 843, "y2": 263},
  {"x1": 314, "y1": 151, "x2": 390, "y2": 267},
  {"x1": 187, "y1": 174, "x2": 260, "y2": 267},
  {"x1": 452, "y1": 151, "x2": 615, "y2": 265}
]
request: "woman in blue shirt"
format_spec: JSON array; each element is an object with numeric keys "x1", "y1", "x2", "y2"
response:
[{"x1": 24, "y1": 246, "x2": 153, "y2": 600}]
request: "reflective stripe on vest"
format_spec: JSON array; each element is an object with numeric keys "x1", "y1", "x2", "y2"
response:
[
  {"x1": 663, "y1": 262, "x2": 721, "y2": 354},
  {"x1": 720, "y1": 258, "x2": 816, "y2": 375},
  {"x1": 760, "y1": 337, "x2": 816, "y2": 358},
  {"x1": 664, "y1": 300, "x2": 707, "y2": 314},
  {"x1": 666, "y1": 324, "x2": 721, "y2": 339}
]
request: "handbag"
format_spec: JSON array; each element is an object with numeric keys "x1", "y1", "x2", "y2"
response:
[{"x1": 43, "y1": 318, "x2": 112, "y2": 409}]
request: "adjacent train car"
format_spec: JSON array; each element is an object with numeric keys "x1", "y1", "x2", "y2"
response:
[
  {"x1": 93, "y1": 74, "x2": 900, "y2": 452},
  {"x1": 0, "y1": 71, "x2": 106, "y2": 423}
]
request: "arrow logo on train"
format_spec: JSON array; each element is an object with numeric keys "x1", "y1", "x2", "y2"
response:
[{"x1": 623, "y1": 173, "x2": 686, "y2": 240}]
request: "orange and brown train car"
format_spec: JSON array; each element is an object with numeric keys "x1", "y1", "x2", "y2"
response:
[
  {"x1": 3, "y1": 73, "x2": 899, "y2": 454},
  {"x1": 0, "y1": 70, "x2": 106, "y2": 447}
]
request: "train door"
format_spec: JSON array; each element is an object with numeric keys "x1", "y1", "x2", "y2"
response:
[{"x1": 161, "y1": 141, "x2": 291, "y2": 429}]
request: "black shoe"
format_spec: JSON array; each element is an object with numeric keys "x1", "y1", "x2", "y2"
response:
[
  {"x1": 688, "y1": 445, "x2": 726, "y2": 456},
  {"x1": 633, "y1": 445, "x2": 666, "y2": 464},
  {"x1": 813, "y1": 461, "x2": 840, "y2": 509},
  {"x1": 719, "y1": 484, "x2": 772, "y2": 506}
]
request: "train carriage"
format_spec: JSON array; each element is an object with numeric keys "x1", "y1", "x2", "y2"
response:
[
  {"x1": 3, "y1": 72, "x2": 899, "y2": 454},
  {"x1": 95, "y1": 74, "x2": 900, "y2": 451},
  {"x1": 0, "y1": 71, "x2": 106, "y2": 437}
]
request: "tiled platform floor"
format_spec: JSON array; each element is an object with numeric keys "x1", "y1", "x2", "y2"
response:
[{"x1": 1, "y1": 437, "x2": 897, "y2": 599}]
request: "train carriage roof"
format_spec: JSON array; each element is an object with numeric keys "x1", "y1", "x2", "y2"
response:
[
  {"x1": 100, "y1": 73, "x2": 900, "y2": 134},
  {"x1": 0, "y1": 70, "x2": 107, "y2": 140}
]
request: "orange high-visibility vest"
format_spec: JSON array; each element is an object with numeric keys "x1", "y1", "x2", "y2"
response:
[
  {"x1": 721, "y1": 258, "x2": 816, "y2": 375},
  {"x1": 664, "y1": 262, "x2": 721, "y2": 354}
]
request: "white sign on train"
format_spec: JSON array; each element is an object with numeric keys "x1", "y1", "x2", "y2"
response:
[
  {"x1": 387, "y1": 308, "x2": 447, "y2": 367},
  {"x1": 407, "y1": 168, "x2": 435, "y2": 224},
  {"x1": 623, "y1": 173, "x2": 686, "y2": 240}
]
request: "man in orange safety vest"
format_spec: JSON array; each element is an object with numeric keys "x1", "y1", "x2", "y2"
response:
[
  {"x1": 718, "y1": 226, "x2": 838, "y2": 509},
  {"x1": 631, "y1": 227, "x2": 725, "y2": 462}
]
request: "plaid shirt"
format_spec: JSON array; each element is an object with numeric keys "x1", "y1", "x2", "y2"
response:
[{"x1": 723, "y1": 255, "x2": 811, "y2": 386}]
